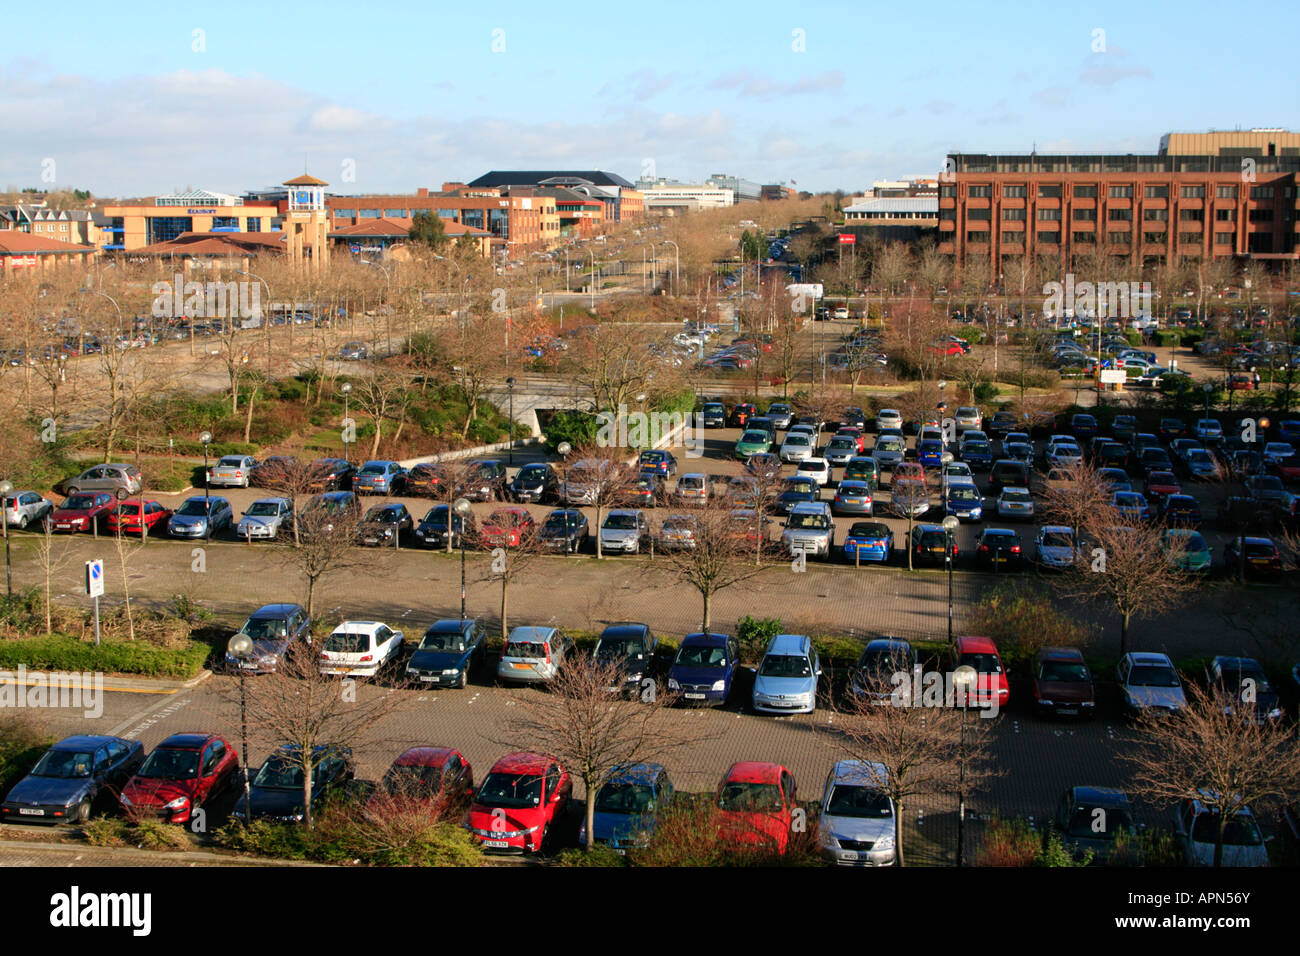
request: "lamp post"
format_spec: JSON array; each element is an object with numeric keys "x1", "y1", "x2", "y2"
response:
[
  {"x1": 506, "y1": 377, "x2": 516, "y2": 465},
  {"x1": 225, "y1": 632, "x2": 255, "y2": 824},
  {"x1": 952, "y1": 663, "x2": 977, "y2": 868},
  {"x1": 199, "y1": 431, "x2": 212, "y2": 542},
  {"x1": 235, "y1": 269, "x2": 273, "y2": 375},
  {"x1": 341, "y1": 382, "x2": 352, "y2": 463},
  {"x1": 1202, "y1": 382, "x2": 1213, "y2": 420},
  {"x1": 661, "y1": 239, "x2": 680, "y2": 296},
  {"x1": 588, "y1": 249, "x2": 597, "y2": 310},
  {"x1": 454, "y1": 497, "x2": 472, "y2": 621},
  {"x1": 0, "y1": 480, "x2": 12, "y2": 598},
  {"x1": 942, "y1": 515, "x2": 960, "y2": 645}
]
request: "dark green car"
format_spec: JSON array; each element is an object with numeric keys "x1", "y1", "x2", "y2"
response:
[
  {"x1": 842, "y1": 456, "x2": 880, "y2": 490},
  {"x1": 734, "y1": 429, "x2": 772, "y2": 460}
]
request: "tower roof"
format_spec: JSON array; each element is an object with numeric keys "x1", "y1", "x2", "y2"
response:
[{"x1": 283, "y1": 174, "x2": 329, "y2": 187}]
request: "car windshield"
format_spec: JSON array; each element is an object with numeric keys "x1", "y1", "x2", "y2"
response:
[
  {"x1": 364, "y1": 506, "x2": 399, "y2": 522},
  {"x1": 177, "y1": 500, "x2": 215, "y2": 516},
  {"x1": 759, "y1": 654, "x2": 811, "y2": 678},
  {"x1": 1002, "y1": 490, "x2": 1032, "y2": 503},
  {"x1": 517, "y1": 466, "x2": 547, "y2": 480},
  {"x1": 62, "y1": 496, "x2": 98, "y2": 511},
  {"x1": 422, "y1": 510, "x2": 450, "y2": 528},
  {"x1": 419, "y1": 631, "x2": 464, "y2": 652},
  {"x1": 877, "y1": 439, "x2": 903, "y2": 452},
  {"x1": 1066, "y1": 805, "x2": 1133, "y2": 839},
  {"x1": 595, "y1": 782, "x2": 656, "y2": 814},
  {"x1": 253, "y1": 755, "x2": 305, "y2": 790},
  {"x1": 849, "y1": 524, "x2": 889, "y2": 539},
  {"x1": 676, "y1": 645, "x2": 727, "y2": 667},
  {"x1": 1219, "y1": 665, "x2": 1269, "y2": 692},
  {"x1": 858, "y1": 650, "x2": 909, "y2": 679},
  {"x1": 1042, "y1": 532, "x2": 1074, "y2": 549},
  {"x1": 323, "y1": 631, "x2": 370, "y2": 654},
  {"x1": 826, "y1": 785, "x2": 892, "y2": 818},
  {"x1": 959, "y1": 653, "x2": 1002, "y2": 675},
  {"x1": 742, "y1": 431, "x2": 768, "y2": 443},
  {"x1": 662, "y1": 518, "x2": 695, "y2": 532},
  {"x1": 1190, "y1": 812, "x2": 1262, "y2": 846},
  {"x1": 949, "y1": 487, "x2": 980, "y2": 502},
  {"x1": 1040, "y1": 661, "x2": 1090, "y2": 682},
  {"x1": 965, "y1": 442, "x2": 991, "y2": 453},
  {"x1": 543, "y1": 515, "x2": 578, "y2": 532},
  {"x1": 477, "y1": 771, "x2": 543, "y2": 809},
  {"x1": 504, "y1": 641, "x2": 547, "y2": 658},
  {"x1": 32, "y1": 749, "x2": 95, "y2": 778},
  {"x1": 603, "y1": 514, "x2": 639, "y2": 530},
  {"x1": 136, "y1": 748, "x2": 200, "y2": 780},
  {"x1": 242, "y1": 617, "x2": 289, "y2": 640},
  {"x1": 787, "y1": 514, "x2": 830, "y2": 530},
  {"x1": 382, "y1": 765, "x2": 442, "y2": 796},
  {"x1": 359, "y1": 464, "x2": 386, "y2": 475},
  {"x1": 785, "y1": 435, "x2": 810, "y2": 447},
  {"x1": 217, "y1": 457, "x2": 244, "y2": 467},
  {"x1": 246, "y1": 502, "x2": 281, "y2": 517},
  {"x1": 1129, "y1": 665, "x2": 1180, "y2": 687},
  {"x1": 596, "y1": 637, "x2": 643, "y2": 659},
  {"x1": 718, "y1": 781, "x2": 782, "y2": 812}
]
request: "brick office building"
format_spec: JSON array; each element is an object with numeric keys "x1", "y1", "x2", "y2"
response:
[{"x1": 939, "y1": 129, "x2": 1300, "y2": 274}]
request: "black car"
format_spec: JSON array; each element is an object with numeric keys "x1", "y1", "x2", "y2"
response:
[
  {"x1": 509, "y1": 463, "x2": 559, "y2": 504},
  {"x1": 463, "y1": 460, "x2": 508, "y2": 502},
  {"x1": 537, "y1": 508, "x2": 589, "y2": 553},
  {"x1": 839, "y1": 407, "x2": 868, "y2": 431},
  {"x1": 700, "y1": 403, "x2": 727, "y2": 428},
  {"x1": 232, "y1": 745, "x2": 354, "y2": 823},
  {"x1": 975, "y1": 528, "x2": 1024, "y2": 570},
  {"x1": 356, "y1": 503, "x2": 414, "y2": 546},
  {"x1": 777, "y1": 477, "x2": 819, "y2": 514},
  {"x1": 405, "y1": 619, "x2": 488, "y2": 689},
  {"x1": 306, "y1": 458, "x2": 356, "y2": 492},
  {"x1": 989, "y1": 459, "x2": 1031, "y2": 494},
  {"x1": 2, "y1": 735, "x2": 144, "y2": 824},
  {"x1": 729, "y1": 403, "x2": 758, "y2": 428},
  {"x1": 849, "y1": 638, "x2": 916, "y2": 699},
  {"x1": 223, "y1": 603, "x2": 312, "y2": 674},
  {"x1": 250, "y1": 455, "x2": 300, "y2": 488},
  {"x1": 413, "y1": 504, "x2": 477, "y2": 549},
  {"x1": 988, "y1": 411, "x2": 1018, "y2": 439},
  {"x1": 300, "y1": 491, "x2": 360, "y2": 533},
  {"x1": 1206, "y1": 656, "x2": 1282, "y2": 722},
  {"x1": 594, "y1": 623, "x2": 659, "y2": 694}
]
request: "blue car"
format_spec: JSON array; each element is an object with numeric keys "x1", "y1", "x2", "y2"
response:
[
  {"x1": 581, "y1": 764, "x2": 674, "y2": 851},
  {"x1": 2, "y1": 735, "x2": 144, "y2": 824},
  {"x1": 960, "y1": 441, "x2": 993, "y2": 470},
  {"x1": 668, "y1": 632, "x2": 739, "y2": 705},
  {"x1": 916, "y1": 440, "x2": 945, "y2": 467},
  {"x1": 353, "y1": 460, "x2": 407, "y2": 495},
  {"x1": 405, "y1": 619, "x2": 487, "y2": 688},
  {"x1": 843, "y1": 520, "x2": 893, "y2": 563},
  {"x1": 944, "y1": 484, "x2": 984, "y2": 522},
  {"x1": 1113, "y1": 491, "x2": 1151, "y2": 523}
]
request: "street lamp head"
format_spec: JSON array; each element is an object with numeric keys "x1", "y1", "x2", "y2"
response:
[
  {"x1": 453, "y1": 497, "x2": 472, "y2": 516},
  {"x1": 557, "y1": 441, "x2": 572, "y2": 458},
  {"x1": 506, "y1": 377, "x2": 515, "y2": 387},
  {"x1": 942, "y1": 516, "x2": 960, "y2": 533},
  {"x1": 341, "y1": 382, "x2": 352, "y2": 394},
  {"x1": 226, "y1": 633, "x2": 254, "y2": 660},
  {"x1": 199, "y1": 431, "x2": 212, "y2": 445},
  {"x1": 0, "y1": 480, "x2": 13, "y2": 496},
  {"x1": 952, "y1": 664, "x2": 978, "y2": 689}
]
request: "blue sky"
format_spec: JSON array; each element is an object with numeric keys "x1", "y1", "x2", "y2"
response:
[{"x1": 2, "y1": 0, "x2": 1296, "y2": 197}]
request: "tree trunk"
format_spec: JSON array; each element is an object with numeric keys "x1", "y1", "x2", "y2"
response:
[
  {"x1": 585, "y1": 787, "x2": 597, "y2": 854},
  {"x1": 306, "y1": 576, "x2": 317, "y2": 620},
  {"x1": 595, "y1": 503, "x2": 604, "y2": 559},
  {"x1": 1120, "y1": 611, "x2": 1130, "y2": 657},
  {"x1": 243, "y1": 388, "x2": 256, "y2": 444},
  {"x1": 701, "y1": 590, "x2": 710, "y2": 635},
  {"x1": 303, "y1": 762, "x2": 314, "y2": 831},
  {"x1": 500, "y1": 575, "x2": 509, "y2": 641},
  {"x1": 370, "y1": 421, "x2": 383, "y2": 458},
  {"x1": 895, "y1": 799, "x2": 905, "y2": 867},
  {"x1": 1214, "y1": 812, "x2": 1225, "y2": 868}
]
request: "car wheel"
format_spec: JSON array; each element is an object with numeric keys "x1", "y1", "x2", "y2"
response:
[
  {"x1": 18, "y1": 515, "x2": 28, "y2": 530},
  {"x1": 115, "y1": 488, "x2": 128, "y2": 500},
  {"x1": 75, "y1": 796, "x2": 92, "y2": 824},
  {"x1": 66, "y1": 486, "x2": 79, "y2": 496}
]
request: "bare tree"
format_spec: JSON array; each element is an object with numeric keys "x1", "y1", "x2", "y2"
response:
[
  {"x1": 1038, "y1": 461, "x2": 1112, "y2": 545},
  {"x1": 33, "y1": 518, "x2": 71, "y2": 634},
  {"x1": 562, "y1": 443, "x2": 639, "y2": 559},
  {"x1": 494, "y1": 654, "x2": 705, "y2": 854},
  {"x1": 350, "y1": 363, "x2": 414, "y2": 458},
  {"x1": 477, "y1": 512, "x2": 545, "y2": 641},
  {"x1": 656, "y1": 502, "x2": 773, "y2": 634},
  {"x1": 871, "y1": 242, "x2": 911, "y2": 297},
  {"x1": 277, "y1": 505, "x2": 371, "y2": 620},
  {"x1": 425, "y1": 458, "x2": 476, "y2": 554},
  {"x1": 1122, "y1": 683, "x2": 1300, "y2": 867}
]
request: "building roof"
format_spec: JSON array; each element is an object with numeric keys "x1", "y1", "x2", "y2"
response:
[
  {"x1": 154, "y1": 188, "x2": 243, "y2": 207},
  {"x1": 843, "y1": 197, "x2": 939, "y2": 214},
  {"x1": 283, "y1": 174, "x2": 330, "y2": 187},
  {"x1": 0, "y1": 233, "x2": 95, "y2": 255},
  {"x1": 468, "y1": 169, "x2": 634, "y2": 189},
  {"x1": 330, "y1": 218, "x2": 493, "y2": 239},
  {"x1": 131, "y1": 232, "x2": 287, "y2": 256}
]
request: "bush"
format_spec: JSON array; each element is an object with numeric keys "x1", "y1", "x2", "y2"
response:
[
  {"x1": 83, "y1": 818, "x2": 130, "y2": 847},
  {"x1": 628, "y1": 795, "x2": 822, "y2": 868},
  {"x1": 0, "y1": 713, "x2": 55, "y2": 795},
  {"x1": 1156, "y1": 331, "x2": 1183, "y2": 349},
  {"x1": 553, "y1": 845, "x2": 629, "y2": 867},
  {"x1": 542, "y1": 410, "x2": 598, "y2": 453},
  {"x1": 736, "y1": 615, "x2": 782, "y2": 664},
  {"x1": 1037, "y1": 829, "x2": 1092, "y2": 867},
  {"x1": 0, "y1": 634, "x2": 210, "y2": 679},
  {"x1": 966, "y1": 581, "x2": 1087, "y2": 660},
  {"x1": 974, "y1": 817, "x2": 1040, "y2": 866},
  {"x1": 973, "y1": 382, "x2": 999, "y2": 403}
]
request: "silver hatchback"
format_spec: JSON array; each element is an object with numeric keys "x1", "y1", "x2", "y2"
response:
[
  {"x1": 497, "y1": 627, "x2": 572, "y2": 684},
  {"x1": 66, "y1": 464, "x2": 142, "y2": 499}
]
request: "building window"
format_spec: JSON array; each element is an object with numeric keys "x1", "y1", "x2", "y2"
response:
[
  {"x1": 1003, "y1": 185, "x2": 1026, "y2": 198},
  {"x1": 1108, "y1": 208, "x2": 1132, "y2": 221},
  {"x1": 939, "y1": 209, "x2": 956, "y2": 221},
  {"x1": 965, "y1": 231, "x2": 988, "y2": 244},
  {"x1": 359, "y1": 209, "x2": 381, "y2": 218},
  {"x1": 1249, "y1": 208, "x2": 1274, "y2": 222},
  {"x1": 212, "y1": 216, "x2": 239, "y2": 231},
  {"x1": 1143, "y1": 232, "x2": 1167, "y2": 244},
  {"x1": 461, "y1": 209, "x2": 485, "y2": 230},
  {"x1": 1143, "y1": 208, "x2": 1168, "y2": 221},
  {"x1": 1072, "y1": 232, "x2": 1096, "y2": 243},
  {"x1": 333, "y1": 209, "x2": 356, "y2": 219},
  {"x1": 1037, "y1": 230, "x2": 1060, "y2": 243},
  {"x1": 1073, "y1": 185, "x2": 1098, "y2": 198},
  {"x1": 1249, "y1": 186, "x2": 1273, "y2": 200},
  {"x1": 1214, "y1": 232, "x2": 1234, "y2": 245},
  {"x1": 246, "y1": 218, "x2": 261, "y2": 232},
  {"x1": 147, "y1": 216, "x2": 193, "y2": 244},
  {"x1": 968, "y1": 185, "x2": 992, "y2": 198},
  {"x1": 1109, "y1": 185, "x2": 1133, "y2": 198},
  {"x1": 1178, "y1": 233, "x2": 1202, "y2": 244},
  {"x1": 1216, "y1": 185, "x2": 1238, "y2": 199},
  {"x1": 1107, "y1": 231, "x2": 1132, "y2": 244},
  {"x1": 1179, "y1": 208, "x2": 1204, "y2": 222},
  {"x1": 1037, "y1": 208, "x2": 1061, "y2": 221},
  {"x1": 384, "y1": 209, "x2": 407, "y2": 219},
  {"x1": 967, "y1": 208, "x2": 991, "y2": 220},
  {"x1": 1001, "y1": 231, "x2": 1021, "y2": 243},
  {"x1": 1144, "y1": 185, "x2": 1169, "y2": 198},
  {"x1": 1002, "y1": 208, "x2": 1026, "y2": 221},
  {"x1": 1215, "y1": 208, "x2": 1235, "y2": 221},
  {"x1": 1073, "y1": 208, "x2": 1096, "y2": 221},
  {"x1": 1179, "y1": 185, "x2": 1205, "y2": 199},
  {"x1": 940, "y1": 185, "x2": 956, "y2": 198},
  {"x1": 1038, "y1": 185, "x2": 1062, "y2": 198}
]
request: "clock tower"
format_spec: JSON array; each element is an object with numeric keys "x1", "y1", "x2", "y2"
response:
[{"x1": 282, "y1": 174, "x2": 330, "y2": 271}]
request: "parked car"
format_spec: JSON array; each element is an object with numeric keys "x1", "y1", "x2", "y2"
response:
[
  {"x1": 508, "y1": 463, "x2": 559, "y2": 503},
  {"x1": 699, "y1": 402, "x2": 727, "y2": 428},
  {"x1": 1112, "y1": 491, "x2": 1152, "y2": 523},
  {"x1": 818, "y1": 760, "x2": 897, "y2": 866},
  {"x1": 976, "y1": 528, "x2": 1024, "y2": 570},
  {"x1": 989, "y1": 459, "x2": 1031, "y2": 494},
  {"x1": 466, "y1": 752, "x2": 571, "y2": 853},
  {"x1": 248, "y1": 455, "x2": 298, "y2": 489},
  {"x1": 352, "y1": 460, "x2": 408, "y2": 496},
  {"x1": 667, "y1": 632, "x2": 738, "y2": 706},
  {"x1": 752, "y1": 633, "x2": 821, "y2": 714},
  {"x1": 338, "y1": 342, "x2": 368, "y2": 360},
  {"x1": 105, "y1": 499, "x2": 172, "y2": 536},
  {"x1": 167, "y1": 495, "x2": 234, "y2": 539},
  {"x1": 1, "y1": 735, "x2": 144, "y2": 824},
  {"x1": 2, "y1": 490, "x2": 53, "y2": 530},
  {"x1": 1116, "y1": 652, "x2": 1187, "y2": 716},
  {"x1": 462, "y1": 459, "x2": 508, "y2": 501},
  {"x1": 537, "y1": 508, "x2": 589, "y2": 553},
  {"x1": 1054, "y1": 787, "x2": 1140, "y2": 864},
  {"x1": 1176, "y1": 794, "x2": 1269, "y2": 867},
  {"x1": 581, "y1": 764, "x2": 674, "y2": 852},
  {"x1": 831, "y1": 479, "x2": 874, "y2": 516},
  {"x1": 300, "y1": 490, "x2": 360, "y2": 534},
  {"x1": 235, "y1": 497, "x2": 294, "y2": 541},
  {"x1": 413, "y1": 504, "x2": 476, "y2": 549},
  {"x1": 1206, "y1": 656, "x2": 1282, "y2": 722},
  {"x1": 305, "y1": 458, "x2": 355, "y2": 492},
  {"x1": 715, "y1": 762, "x2": 799, "y2": 854},
  {"x1": 121, "y1": 733, "x2": 240, "y2": 824},
  {"x1": 909, "y1": 523, "x2": 955, "y2": 567},
  {"x1": 779, "y1": 432, "x2": 815, "y2": 463},
  {"x1": 951, "y1": 636, "x2": 1010, "y2": 709},
  {"x1": 1035, "y1": 526, "x2": 1081, "y2": 570},
  {"x1": 64, "y1": 463, "x2": 142, "y2": 499},
  {"x1": 1032, "y1": 647, "x2": 1096, "y2": 718},
  {"x1": 1223, "y1": 536, "x2": 1282, "y2": 577},
  {"x1": 795, "y1": 457, "x2": 832, "y2": 487},
  {"x1": 232, "y1": 744, "x2": 354, "y2": 823},
  {"x1": 319, "y1": 621, "x2": 405, "y2": 678},
  {"x1": 638, "y1": 449, "x2": 678, "y2": 479},
  {"x1": 599, "y1": 509, "x2": 650, "y2": 555},
  {"x1": 208, "y1": 455, "x2": 258, "y2": 489},
  {"x1": 223, "y1": 603, "x2": 312, "y2": 674},
  {"x1": 498, "y1": 626, "x2": 573, "y2": 685},
  {"x1": 843, "y1": 520, "x2": 893, "y2": 564},
  {"x1": 782, "y1": 501, "x2": 835, "y2": 560},
  {"x1": 406, "y1": 619, "x2": 487, "y2": 689},
  {"x1": 995, "y1": 486, "x2": 1034, "y2": 521},
  {"x1": 593, "y1": 623, "x2": 658, "y2": 694},
  {"x1": 765, "y1": 403, "x2": 795, "y2": 429},
  {"x1": 843, "y1": 456, "x2": 881, "y2": 489},
  {"x1": 848, "y1": 638, "x2": 915, "y2": 700},
  {"x1": 379, "y1": 748, "x2": 474, "y2": 810}
]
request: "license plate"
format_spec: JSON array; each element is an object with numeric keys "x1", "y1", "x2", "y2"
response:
[
  {"x1": 512, "y1": 663, "x2": 533, "y2": 670},
  {"x1": 239, "y1": 662, "x2": 259, "y2": 670},
  {"x1": 685, "y1": 693, "x2": 706, "y2": 700},
  {"x1": 419, "y1": 675, "x2": 437, "y2": 682},
  {"x1": 482, "y1": 839, "x2": 510, "y2": 848},
  {"x1": 1058, "y1": 708, "x2": 1078, "y2": 715},
  {"x1": 19, "y1": 808, "x2": 44, "y2": 815},
  {"x1": 56, "y1": 523, "x2": 70, "y2": 529}
]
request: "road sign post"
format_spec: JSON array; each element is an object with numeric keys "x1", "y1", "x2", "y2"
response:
[{"x1": 85, "y1": 559, "x2": 104, "y2": 647}]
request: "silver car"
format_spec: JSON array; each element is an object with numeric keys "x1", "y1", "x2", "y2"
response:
[
  {"x1": 209, "y1": 455, "x2": 258, "y2": 489},
  {"x1": 65, "y1": 463, "x2": 142, "y2": 499},
  {"x1": 600, "y1": 509, "x2": 650, "y2": 554},
  {"x1": 1177, "y1": 794, "x2": 1270, "y2": 867},
  {"x1": 168, "y1": 496, "x2": 234, "y2": 538},
  {"x1": 751, "y1": 633, "x2": 821, "y2": 714},
  {"x1": 236, "y1": 497, "x2": 294, "y2": 540},
  {"x1": 2, "y1": 491, "x2": 53, "y2": 530},
  {"x1": 497, "y1": 626, "x2": 572, "y2": 684},
  {"x1": 1117, "y1": 652, "x2": 1187, "y2": 717},
  {"x1": 819, "y1": 760, "x2": 897, "y2": 866},
  {"x1": 562, "y1": 458, "x2": 610, "y2": 505},
  {"x1": 782, "y1": 502, "x2": 835, "y2": 559}
]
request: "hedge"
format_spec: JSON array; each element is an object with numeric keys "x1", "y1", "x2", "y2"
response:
[{"x1": 0, "y1": 634, "x2": 210, "y2": 678}]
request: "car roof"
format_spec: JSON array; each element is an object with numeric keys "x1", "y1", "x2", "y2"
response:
[
  {"x1": 680, "y1": 632, "x2": 730, "y2": 646},
  {"x1": 1037, "y1": 646, "x2": 1085, "y2": 663},
  {"x1": 600, "y1": 623, "x2": 650, "y2": 639},
  {"x1": 955, "y1": 635, "x2": 1000, "y2": 654},
  {"x1": 156, "y1": 733, "x2": 218, "y2": 750},
  {"x1": 249, "y1": 603, "x2": 304, "y2": 618},
  {"x1": 725, "y1": 761, "x2": 786, "y2": 784},
  {"x1": 607, "y1": 763, "x2": 666, "y2": 785},
  {"x1": 54, "y1": 735, "x2": 129, "y2": 750},
  {"x1": 788, "y1": 501, "x2": 831, "y2": 515},
  {"x1": 333, "y1": 621, "x2": 384, "y2": 633},
  {"x1": 830, "y1": 759, "x2": 889, "y2": 787},
  {"x1": 864, "y1": 638, "x2": 911, "y2": 653},
  {"x1": 766, "y1": 633, "x2": 811, "y2": 655},
  {"x1": 506, "y1": 626, "x2": 559, "y2": 641},
  {"x1": 998, "y1": 486, "x2": 1031, "y2": 494},
  {"x1": 1125, "y1": 651, "x2": 1174, "y2": 665},
  {"x1": 1070, "y1": 786, "x2": 1131, "y2": 807},
  {"x1": 1039, "y1": 525, "x2": 1073, "y2": 535},
  {"x1": 393, "y1": 747, "x2": 457, "y2": 767},
  {"x1": 490, "y1": 752, "x2": 552, "y2": 774},
  {"x1": 427, "y1": 619, "x2": 475, "y2": 633}
]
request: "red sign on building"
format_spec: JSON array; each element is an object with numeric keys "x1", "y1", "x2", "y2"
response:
[{"x1": 837, "y1": 234, "x2": 855, "y2": 245}]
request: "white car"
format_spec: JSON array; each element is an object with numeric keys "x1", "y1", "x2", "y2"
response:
[
  {"x1": 780, "y1": 433, "x2": 815, "y2": 463},
  {"x1": 819, "y1": 760, "x2": 897, "y2": 866},
  {"x1": 1035, "y1": 526, "x2": 1082, "y2": 569},
  {"x1": 795, "y1": 457, "x2": 831, "y2": 487},
  {"x1": 1046, "y1": 442, "x2": 1084, "y2": 468},
  {"x1": 1262, "y1": 442, "x2": 1294, "y2": 466},
  {"x1": 832, "y1": 307, "x2": 850, "y2": 320},
  {"x1": 1194, "y1": 419, "x2": 1223, "y2": 443},
  {"x1": 2, "y1": 490, "x2": 53, "y2": 530},
  {"x1": 996, "y1": 486, "x2": 1035, "y2": 520},
  {"x1": 876, "y1": 409, "x2": 903, "y2": 433},
  {"x1": 319, "y1": 621, "x2": 405, "y2": 678},
  {"x1": 1177, "y1": 794, "x2": 1269, "y2": 868},
  {"x1": 940, "y1": 462, "x2": 974, "y2": 495},
  {"x1": 955, "y1": 406, "x2": 983, "y2": 432}
]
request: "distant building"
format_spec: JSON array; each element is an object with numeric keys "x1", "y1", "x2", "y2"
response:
[
  {"x1": 99, "y1": 188, "x2": 277, "y2": 253},
  {"x1": 706, "y1": 173, "x2": 762, "y2": 202},
  {"x1": 0, "y1": 203, "x2": 101, "y2": 246},
  {"x1": 842, "y1": 197, "x2": 939, "y2": 225},
  {"x1": 635, "y1": 178, "x2": 735, "y2": 212},
  {"x1": 761, "y1": 184, "x2": 795, "y2": 201},
  {"x1": 465, "y1": 171, "x2": 643, "y2": 223}
]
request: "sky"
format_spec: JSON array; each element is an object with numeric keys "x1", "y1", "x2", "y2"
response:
[{"x1": 2, "y1": 0, "x2": 1297, "y2": 198}]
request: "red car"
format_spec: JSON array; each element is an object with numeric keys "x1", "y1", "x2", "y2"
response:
[
  {"x1": 1144, "y1": 471, "x2": 1182, "y2": 501},
  {"x1": 479, "y1": 507, "x2": 537, "y2": 548},
  {"x1": 929, "y1": 342, "x2": 965, "y2": 356},
  {"x1": 951, "y1": 636, "x2": 1010, "y2": 709},
  {"x1": 835, "y1": 428, "x2": 866, "y2": 453},
  {"x1": 1273, "y1": 458, "x2": 1300, "y2": 483},
  {"x1": 376, "y1": 747, "x2": 474, "y2": 812},
  {"x1": 49, "y1": 493, "x2": 116, "y2": 533},
  {"x1": 716, "y1": 761, "x2": 799, "y2": 854},
  {"x1": 465, "y1": 752, "x2": 571, "y2": 854},
  {"x1": 105, "y1": 499, "x2": 173, "y2": 536},
  {"x1": 120, "y1": 733, "x2": 240, "y2": 824}
]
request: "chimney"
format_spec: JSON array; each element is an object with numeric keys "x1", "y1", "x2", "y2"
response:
[
  {"x1": 442, "y1": 182, "x2": 466, "y2": 194},
  {"x1": 416, "y1": 187, "x2": 429, "y2": 198}
]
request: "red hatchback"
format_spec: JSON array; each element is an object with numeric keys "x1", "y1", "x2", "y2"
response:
[
  {"x1": 715, "y1": 761, "x2": 799, "y2": 854},
  {"x1": 1144, "y1": 471, "x2": 1181, "y2": 501},
  {"x1": 121, "y1": 733, "x2": 240, "y2": 824},
  {"x1": 49, "y1": 493, "x2": 116, "y2": 533},
  {"x1": 105, "y1": 499, "x2": 173, "y2": 536},
  {"x1": 376, "y1": 747, "x2": 474, "y2": 812},
  {"x1": 465, "y1": 752, "x2": 571, "y2": 854},
  {"x1": 479, "y1": 507, "x2": 537, "y2": 548},
  {"x1": 951, "y1": 636, "x2": 1011, "y2": 709}
]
